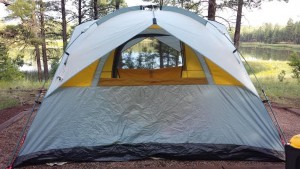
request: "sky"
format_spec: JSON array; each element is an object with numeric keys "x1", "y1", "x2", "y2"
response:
[
  {"x1": 0, "y1": 0, "x2": 299, "y2": 27},
  {"x1": 126, "y1": 0, "x2": 300, "y2": 26}
]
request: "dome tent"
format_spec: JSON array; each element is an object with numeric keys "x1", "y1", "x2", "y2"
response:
[{"x1": 14, "y1": 6, "x2": 284, "y2": 167}]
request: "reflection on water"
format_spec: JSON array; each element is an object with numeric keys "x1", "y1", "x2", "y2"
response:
[
  {"x1": 239, "y1": 46, "x2": 300, "y2": 61},
  {"x1": 121, "y1": 39, "x2": 182, "y2": 69}
]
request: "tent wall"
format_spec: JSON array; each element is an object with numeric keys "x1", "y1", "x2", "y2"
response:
[{"x1": 14, "y1": 85, "x2": 284, "y2": 166}]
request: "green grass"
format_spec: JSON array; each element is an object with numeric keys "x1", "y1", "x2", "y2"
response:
[
  {"x1": 246, "y1": 59, "x2": 300, "y2": 106},
  {"x1": 0, "y1": 80, "x2": 51, "y2": 110},
  {"x1": 0, "y1": 95, "x2": 19, "y2": 110},
  {"x1": 0, "y1": 80, "x2": 50, "y2": 90},
  {"x1": 240, "y1": 42, "x2": 300, "y2": 52}
]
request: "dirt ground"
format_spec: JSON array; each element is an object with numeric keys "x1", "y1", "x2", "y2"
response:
[
  {"x1": 0, "y1": 105, "x2": 32, "y2": 124},
  {"x1": 0, "y1": 103, "x2": 300, "y2": 169}
]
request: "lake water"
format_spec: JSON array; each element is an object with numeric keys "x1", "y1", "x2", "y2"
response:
[
  {"x1": 20, "y1": 45, "x2": 299, "y2": 71},
  {"x1": 239, "y1": 46, "x2": 300, "y2": 61}
]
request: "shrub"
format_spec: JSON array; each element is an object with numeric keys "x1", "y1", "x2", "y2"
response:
[
  {"x1": 0, "y1": 43, "x2": 24, "y2": 81},
  {"x1": 50, "y1": 57, "x2": 60, "y2": 78},
  {"x1": 278, "y1": 70, "x2": 286, "y2": 82},
  {"x1": 288, "y1": 53, "x2": 300, "y2": 82}
]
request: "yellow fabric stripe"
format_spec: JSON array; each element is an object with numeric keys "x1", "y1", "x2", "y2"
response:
[
  {"x1": 148, "y1": 24, "x2": 161, "y2": 29},
  {"x1": 205, "y1": 58, "x2": 243, "y2": 86},
  {"x1": 182, "y1": 44, "x2": 206, "y2": 78},
  {"x1": 62, "y1": 60, "x2": 99, "y2": 87},
  {"x1": 100, "y1": 50, "x2": 115, "y2": 78},
  {"x1": 118, "y1": 67, "x2": 182, "y2": 79},
  {"x1": 99, "y1": 78, "x2": 208, "y2": 86}
]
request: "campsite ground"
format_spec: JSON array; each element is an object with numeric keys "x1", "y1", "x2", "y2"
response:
[{"x1": 0, "y1": 102, "x2": 300, "y2": 169}]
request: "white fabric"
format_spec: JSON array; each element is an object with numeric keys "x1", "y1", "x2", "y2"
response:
[
  {"x1": 47, "y1": 11, "x2": 153, "y2": 96},
  {"x1": 67, "y1": 20, "x2": 97, "y2": 49},
  {"x1": 155, "y1": 10, "x2": 257, "y2": 95},
  {"x1": 47, "y1": 9, "x2": 257, "y2": 96}
]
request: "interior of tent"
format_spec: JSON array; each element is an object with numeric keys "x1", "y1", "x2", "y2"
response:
[{"x1": 62, "y1": 24, "x2": 243, "y2": 88}]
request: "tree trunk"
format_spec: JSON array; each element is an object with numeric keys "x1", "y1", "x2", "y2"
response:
[
  {"x1": 115, "y1": 0, "x2": 120, "y2": 10},
  {"x1": 30, "y1": 0, "x2": 42, "y2": 81},
  {"x1": 208, "y1": 0, "x2": 216, "y2": 21},
  {"x1": 234, "y1": 0, "x2": 243, "y2": 48},
  {"x1": 78, "y1": 0, "x2": 82, "y2": 24},
  {"x1": 93, "y1": 0, "x2": 98, "y2": 20},
  {"x1": 159, "y1": 0, "x2": 163, "y2": 6},
  {"x1": 34, "y1": 44, "x2": 42, "y2": 81},
  {"x1": 39, "y1": 0, "x2": 48, "y2": 80},
  {"x1": 159, "y1": 41, "x2": 163, "y2": 68},
  {"x1": 61, "y1": 0, "x2": 67, "y2": 50}
]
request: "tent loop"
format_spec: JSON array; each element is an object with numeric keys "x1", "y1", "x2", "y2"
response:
[
  {"x1": 63, "y1": 52, "x2": 70, "y2": 65},
  {"x1": 56, "y1": 76, "x2": 63, "y2": 81}
]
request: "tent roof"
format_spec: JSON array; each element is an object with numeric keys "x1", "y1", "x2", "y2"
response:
[{"x1": 47, "y1": 6, "x2": 257, "y2": 97}]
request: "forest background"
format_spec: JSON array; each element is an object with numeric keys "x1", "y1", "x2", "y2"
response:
[{"x1": 0, "y1": 0, "x2": 299, "y2": 109}]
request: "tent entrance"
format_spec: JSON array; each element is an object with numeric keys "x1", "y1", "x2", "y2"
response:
[
  {"x1": 99, "y1": 36, "x2": 209, "y2": 86},
  {"x1": 62, "y1": 25, "x2": 243, "y2": 88}
]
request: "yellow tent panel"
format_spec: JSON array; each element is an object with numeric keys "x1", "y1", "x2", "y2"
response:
[
  {"x1": 205, "y1": 58, "x2": 243, "y2": 86},
  {"x1": 100, "y1": 51, "x2": 115, "y2": 78},
  {"x1": 148, "y1": 24, "x2": 161, "y2": 29},
  {"x1": 62, "y1": 60, "x2": 99, "y2": 87},
  {"x1": 182, "y1": 45, "x2": 206, "y2": 78}
]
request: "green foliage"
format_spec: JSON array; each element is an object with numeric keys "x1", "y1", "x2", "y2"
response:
[
  {"x1": 121, "y1": 39, "x2": 182, "y2": 69},
  {"x1": 50, "y1": 57, "x2": 60, "y2": 78},
  {"x1": 0, "y1": 43, "x2": 24, "y2": 81},
  {"x1": 288, "y1": 53, "x2": 300, "y2": 82},
  {"x1": 7, "y1": 0, "x2": 35, "y2": 21},
  {"x1": 241, "y1": 19, "x2": 300, "y2": 44},
  {"x1": 277, "y1": 70, "x2": 286, "y2": 82}
]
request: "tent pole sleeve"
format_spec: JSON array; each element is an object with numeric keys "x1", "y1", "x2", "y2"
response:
[
  {"x1": 92, "y1": 54, "x2": 110, "y2": 86},
  {"x1": 195, "y1": 51, "x2": 214, "y2": 85}
]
